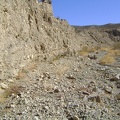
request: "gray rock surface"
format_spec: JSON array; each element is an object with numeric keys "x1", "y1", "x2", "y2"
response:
[{"x1": 0, "y1": 0, "x2": 120, "y2": 120}]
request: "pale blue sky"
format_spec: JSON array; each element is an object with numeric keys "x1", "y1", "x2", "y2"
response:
[{"x1": 52, "y1": 0, "x2": 120, "y2": 26}]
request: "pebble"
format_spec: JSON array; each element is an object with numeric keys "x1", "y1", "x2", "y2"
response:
[
  {"x1": 88, "y1": 93, "x2": 101, "y2": 103},
  {"x1": 116, "y1": 81, "x2": 120, "y2": 88},
  {"x1": 66, "y1": 74, "x2": 76, "y2": 79},
  {"x1": 110, "y1": 74, "x2": 120, "y2": 81},
  {"x1": 54, "y1": 88, "x2": 60, "y2": 93},
  {"x1": 34, "y1": 116, "x2": 39, "y2": 120},
  {"x1": 72, "y1": 115, "x2": 79, "y2": 120},
  {"x1": 8, "y1": 79, "x2": 14, "y2": 83},
  {"x1": 104, "y1": 86, "x2": 112, "y2": 94},
  {"x1": 116, "y1": 94, "x2": 120, "y2": 100},
  {"x1": 0, "y1": 83, "x2": 8, "y2": 89}
]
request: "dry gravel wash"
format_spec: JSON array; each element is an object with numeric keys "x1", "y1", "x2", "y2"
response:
[{"x1": 0, "y1": 51, "x2": 120, "y2": 120}]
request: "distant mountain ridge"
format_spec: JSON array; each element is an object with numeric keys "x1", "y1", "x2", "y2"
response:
[{"x1": 73, "y1": 23, "x2": 120, "y2": 43}]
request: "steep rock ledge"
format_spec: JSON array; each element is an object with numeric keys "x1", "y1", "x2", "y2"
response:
[{"x1": 0, "y1": 0, "x2": 83, "y2": 79}]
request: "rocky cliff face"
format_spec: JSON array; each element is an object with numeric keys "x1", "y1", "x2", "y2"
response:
[
  {"x1": 0, "y1": 0, "x2": 81, "y2": 79},
  {"x1": 0, "y1": 0, "x2": 120, "y2": 80}
]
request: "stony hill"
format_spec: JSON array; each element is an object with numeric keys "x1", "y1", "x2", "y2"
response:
[
  {"x1": 0, "y1": 0, "x2": 120, "y2": 79},
  {"x1": 0, "y1": 0, "x2": 120, "y2": 119}
]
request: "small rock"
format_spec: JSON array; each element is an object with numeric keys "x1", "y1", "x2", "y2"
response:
[
  {"x1": 116, "y1": 94, "x2": 120, "y2": 100},
  {"x1": 24, "y1": 98, "x2": 29, "y2": 104},
  {"x1": 83, "y1": 95, "x2": 88, "y2": 102},
  {"x1": 0, "y1": 88, "x2": 5, "y2": 94},
  {"x1": 117, "y1": 113, "x2": 120, "y2": 116},
  {"x1": 73, "y1": 68, "x2": 79, "y2": 72},
  {"x1": 10, "y1": 104, "x2": 15, "y2": 108},
  {"x1": 43, "y1": 72, "x2": 50, "y2": 79},
  {"x1": 68, "y1": 116, "x2": 79, "y2": 120},
  {"x1": 110, "y1": 74, "x2": 120, "y2": 81},
  {"x1": 82, "y1": 91, "x2": 90, "y2": 95},
  {"x1": 8, "y1": 79, "x2": 14, "y2": 83},
  {"x1": 34, "y1": 116, "x2": 39, "y2": 120},
  {"x1": 88, "y1": 93, "x2": 101, "y2": 103},
  {"x1": 54, "y1": 88, "x2": 60, "y2": 93},
  {"x1": 43, "y1": 106, "x2": 49, "y2": 110},
  {"x1": 88, "y1": 55, "x2": 97, "y2": 60},
  {"x1": 73, "y1": 116, "x2": 79, "y2": 120},
  {"x1": 0, "y1": 83, "x2": 8, "y2": 89},
  {"x1": 116, "y1": 74, "x2": 120, "y2": 80},
  {"x1": 116, "y1": 81, "x2": 120, "y2": 88},
  {"x1": 104, "y1": 86, "x2": 112, "y2": 94},
  {"x1": 66, "y1": 74, "x2": 76, "y2": 79}
]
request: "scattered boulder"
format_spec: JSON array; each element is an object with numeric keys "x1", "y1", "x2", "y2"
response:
[
  {"x1": 0, "y1": 83, "x2": 8, "y2": 89},
  {"x1": 110, "y1": 74, "x2": 120, "y2": 81},
  {"x1": 88, "y1": 93, "x2": 101, "y2": 103},
  {"x1": 104, "y1": 86, "x2": 112, "y2": 94},
  {"x1": 66, "y1": 74, "x2": 76, "y2": 80},
  {"x1": 116, "y1": 94, "x2": 120, "y2": 100},
  {"x1": 116, "y1": 81, "x2": 120, "y2": 88},
  {"x1": 54, "y1": 87, "x2": 60, "y2": 93},
  {"x1": 68, "y1": 116, "x2": 79, "y2": 120},
  {"x1": 88, "y1": 55, "x2": 97, "y2": 60}
]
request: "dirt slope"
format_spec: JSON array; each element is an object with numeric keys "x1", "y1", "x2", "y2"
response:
[{"x1": 0, "y1": 0, "x2": 120, "y2": 120}]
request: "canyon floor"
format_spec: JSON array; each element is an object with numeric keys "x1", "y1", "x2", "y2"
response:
[
  {"x1": 0, "y1": 1, "x2": 120, "y2": 120},
  {"x1": 0, "y1": 45, "x2": 120, "y2": 120}
]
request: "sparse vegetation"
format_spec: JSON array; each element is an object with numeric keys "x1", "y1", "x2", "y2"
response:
[
  {"x1": 16, "y1": 69, "x2": 27, "y2": 80},
  {"x1": 0, "y1": 84, "x2": 23, "y2": 102},
  {"x1": 3, "y1": 84, "x2": 23, "y2": 98},
  {"x1": 16, "y1": 63, "x2": 36, "y2": 79},
  {"x1": 99, "y1": 54, "x2": 116, "y2": 65},
  {"x1": 79, "y1": 46, "x2": 91, "y2": 56},
  {"x1": 79, "y1": 46, "x2": 100, "y2": 56},
  {"x1": 99, "y1": 46, "x2": 120, "y2": 65},
  {"x1": 79, "y1": 45, "x2": 120, "y2": 65},
  {"x1": 112, "y1": 42, "x2": 120, "y2": 49}
]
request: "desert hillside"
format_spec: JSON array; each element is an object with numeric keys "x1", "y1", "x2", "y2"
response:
[
  {"x1": 0, "y1": 0, "x2": 120, "y2": 120},
  {"x1": 73, "y1": 23, "x2": 120, "y2": 43}
]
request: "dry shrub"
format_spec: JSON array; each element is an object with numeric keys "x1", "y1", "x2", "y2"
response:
[
  {"x1": 79, "y1": 51, "x2": 89, "y2": 56},
  {"x1": 79, "y1": 46, "x2": 90, "y2": 56},
  {"x1": 79, "y1": 46, "x2": 99, "y2": 56},
  {"x1": 56, "y1": 65, "x2": 69, "y2": 77},
  {"x1": 52, "y1": 55, "x2": 62, "y2": 61},
  {"x1": 43, "y1": 83, "x2": 54, "y2": 92},
  {"x1": 79, "y1": 44, "x2": 119, "y2": 65},
  {"x1": 52, "y1": 51, "x2": 68, "y2": 62},
  {"x1": 112, "y1": 42, "x2": 120, "y2": 49},
  {"x1": 90, "y1": 46, "x2": 100, "y2": 52},
  {"x1": 108, "y1": 49, "x2": 120, "y2": 56},
  {"x1": 99, "y1": 46, "x2": 120, "y2": 65},
  {"x1": 0, "y1": 89, "x2": 6, "y2": 102},
  {"x1": 24, "y1": 63, "x2": 37, "y2": 71},
  {"x1": 16, "y1": 69, "x2": 27, "y2": 79},
  {"x1": 99, "y1": 46, "x2": 111, "y2": 51},
  {"x1": 3, "y1": 84, "x2": 23, "y2": 98},
  {"x1": 16, "y1": 63, "x2": 36, "y2": 79},
  {"x1": 0, "y1": 96, "x2": 6, "y2": 103},
  {"x1": 0, "y1": 84, "x2": 23, "y2": 102},
  {"x1": 99, "y1": 54, "x2": 116, "y2": 65}
]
